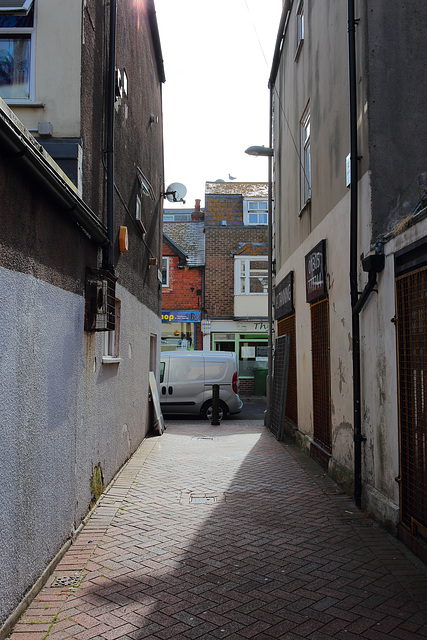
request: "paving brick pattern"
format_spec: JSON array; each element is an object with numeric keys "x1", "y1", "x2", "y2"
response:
[{"x1": 9, "y1": 420, "x2": 427, "y2": 639}]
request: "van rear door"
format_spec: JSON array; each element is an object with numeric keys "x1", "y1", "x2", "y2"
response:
[
  {"x1": 204, "y1": 354, "x2": 232, "y2": 387},
  {"x1": 161, "y1": 354, "x2": 205, "y2": 413}
]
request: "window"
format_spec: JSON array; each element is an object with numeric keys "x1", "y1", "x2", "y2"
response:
[
  {"x1": 135, "y1": 193, "x2": 146, "y2": 233},
  {"x1": 243, "y1": 199, "x2": 268, "y2": 226},
  {"x1": 301, "y1": 106, "x2": 311, "y2": 205},
  {"x1": 103, "y1": 298, "x2": 121, "y2": 362},
  {"x1": 0, "y1": 0, "x2": 35, "y2": 101},
  {"x1": 296, "y1": 0, "x2": 304, "y2": 58},
  {"x1": 235, "y1": 257, "x2": 268, "y2": 295},
  {"x1": 162, "y1": 257, "x2": 169, "y2": 287}
]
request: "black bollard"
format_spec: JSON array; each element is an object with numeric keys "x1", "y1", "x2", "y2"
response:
[{"x1": 211, "y1": 384, "x2": 220, "y2": 425}]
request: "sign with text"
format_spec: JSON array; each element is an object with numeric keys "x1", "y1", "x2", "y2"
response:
[
  {"x1": 162, "y1": 311, "x2": 201, "y2": 323},
  {"x1": 275, "y1": 271, "x2": 294, "y2": 319},
  {"x1": 305, "y1": 240, "x2": 327, "y2": 303}
]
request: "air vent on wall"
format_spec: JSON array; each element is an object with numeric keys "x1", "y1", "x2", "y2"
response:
[{"x1": 85, "y1": 269, "x2": 116, "y2": 332}]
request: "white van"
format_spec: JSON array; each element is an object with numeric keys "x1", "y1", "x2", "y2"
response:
[{"x1": 159, "y1": 350, "x2": 243, "y2": 419}]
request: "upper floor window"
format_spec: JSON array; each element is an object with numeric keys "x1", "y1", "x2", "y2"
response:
[
  {"x1": 243, "y1": 199, "x2": 268, "y2": 226},
  {"x1": 0, "y1": 0, "x2": 35, "y2": 101},
  {"x1": 296, "y1": 0, "x2": 304, "y2": 59},
  {"x1": 301, "y1": 106, "x2": 311, "y2": 205},
  {"x1": 162, "y1": 257, "x2": 169, "y2": 287},
  {"x1": 235, "y1": 257, "x2": 268, "y2": 295}
]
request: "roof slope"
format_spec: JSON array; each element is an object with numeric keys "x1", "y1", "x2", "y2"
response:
[
  {"x1": 163, "y1": 221, "x2": 205, "y2": 266},
  {"x1": 205, "y1": 181, "x2": 268, "y2": 197}
]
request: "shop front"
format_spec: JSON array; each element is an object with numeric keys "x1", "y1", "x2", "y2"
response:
[
  {"x1": 161, "y1": 310, "x2": 201, "y2": 351},
  {"x1": 209, "y1": 320, "x2": 269, "y2": 394}
]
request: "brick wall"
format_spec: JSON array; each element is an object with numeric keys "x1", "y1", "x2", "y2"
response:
[
  {"x1": 205, "y1": 227, "x2": 268, "y2": 317},
  {"x1": 162, "y1": 244, "x2": 203, "y2": 311}
]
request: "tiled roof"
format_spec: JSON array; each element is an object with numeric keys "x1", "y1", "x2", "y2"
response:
[
  {"x1": 163, "y1": 221, "x2": 205, "y2": 266},
  {"x1": 205, "y1": 181, "x2": 268, "y2": 197},
  {"x1": 233, "y1": 243, "x2": 268, "y2": 257}
]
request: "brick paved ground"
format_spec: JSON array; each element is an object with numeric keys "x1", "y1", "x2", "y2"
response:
[{"x1": 8, "y1": 419, "x2": 427, "y2": 639}]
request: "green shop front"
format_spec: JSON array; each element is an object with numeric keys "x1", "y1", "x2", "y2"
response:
[{"x1": 210, "y1": 320, "x2": 269, "y2": 395}]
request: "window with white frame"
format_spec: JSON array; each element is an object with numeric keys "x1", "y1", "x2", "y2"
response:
[
  {"x1": 243, "y1": 199, "x2": 268, "y2": 226},
  {"x1": 296, "y1": 0, "x2": 304, "y2": 58},
  {"x1": 162, "y1": 256, "x2": 169, "y2": 287},
  {"x1": 301, "y1": 106, "x2": 311, "y2": 205},
  {"x1": 235, "y1": 257, "x2": 268, "y2": 295},
  {"x1": 103, "y1": 298, "x2": 121, "y2": 361},
  {"x1": 0, "y1": 0, "x2": 35, "y2": 101}
]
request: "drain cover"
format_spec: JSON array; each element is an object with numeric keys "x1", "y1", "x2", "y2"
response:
[
  {"x1": 190, "y1": 496, "x2": 216, "y2": 503},
  {"x1": 50, "y1": 575, "x2": 81, "y2": 588}
]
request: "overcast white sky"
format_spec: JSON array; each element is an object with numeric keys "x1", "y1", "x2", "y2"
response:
[{"x1": 155, "y1": 0, "x2": 283, "y2": 209}]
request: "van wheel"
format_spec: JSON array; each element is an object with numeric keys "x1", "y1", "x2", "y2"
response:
[{"x1": 201, "y1": 400, "x2": 228, "y2": 421}]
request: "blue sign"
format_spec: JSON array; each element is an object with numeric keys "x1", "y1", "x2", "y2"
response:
[{"x1": 162, "y1": 311, "x2": 201, "y2": 323}]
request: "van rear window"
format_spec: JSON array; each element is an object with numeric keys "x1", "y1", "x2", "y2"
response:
[{"x1": 160, "y1": 362, "x2": 165, "y2": 383}]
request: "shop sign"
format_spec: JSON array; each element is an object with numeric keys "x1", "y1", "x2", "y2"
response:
[
  {"x1": 162, "y1": 311, "x2": 201, "y2": 323},
  {"x1": 305, "y1": 240, "x2": 327, "y2": 303},
  {"x1": 275, "y1": 271, "x2": 294, "y2": 319}
]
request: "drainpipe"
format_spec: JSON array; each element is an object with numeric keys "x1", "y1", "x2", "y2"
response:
[
  {"x1": 348, "y1": 0, "x2": 363, "y2": 508},
  {"x1": 104, "y1": 0, "x2": 117, "y2": 273},
  {"x1": 266, "y1": 87, "x2": 274, "y2": 428}
]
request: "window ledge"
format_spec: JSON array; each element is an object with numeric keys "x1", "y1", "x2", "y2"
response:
[
  {"x1": 102, "y1": 356, "x2": 122, "y2": 364},
  {"x1": 6, "y1": 101, "x2": 45, "y2": 108}
]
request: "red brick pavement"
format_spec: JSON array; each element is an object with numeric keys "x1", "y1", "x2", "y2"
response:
[{"x1": 7, "y1": 420, "x2": 427, "y2": 639}]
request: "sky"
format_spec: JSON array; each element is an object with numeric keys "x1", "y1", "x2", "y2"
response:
[{"x1": 154, "y1": 0, "x2": 283, "y2": 209}]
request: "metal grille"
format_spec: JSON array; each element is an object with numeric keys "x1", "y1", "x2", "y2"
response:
[
  {"x1": 396, "y1": 266, "x2": 427, "y2": 535},
  {"x1": 270, "y1": 334, "x2": 291, "y2": 440},
  {"x1": 277, "y1": 315, "x2": 298, "y2": 426},
  {"x1": 311, "y1": 298, "x2": 331, "y2": 451},
  {"x1": 85, "y1": 269, "x2": 116, "y2": 332}
]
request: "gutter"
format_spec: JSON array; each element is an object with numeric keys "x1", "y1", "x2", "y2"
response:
[{"x1": 0, "y1": 101, "x2": 109, "y2": 248}]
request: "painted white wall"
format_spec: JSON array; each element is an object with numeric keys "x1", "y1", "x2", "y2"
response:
[
  {"x1": 274, "y1": 188, "x2": 354, "y2": 467},
  {"x1": 13, "y1": 0, "x2": 82, "y2": 136},
  {"x1": 234, "y1": 294, "x2": 267, "y2": 318}
]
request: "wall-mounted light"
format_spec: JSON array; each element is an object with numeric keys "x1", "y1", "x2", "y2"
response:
[{"x1": 245, "y1": 145, "x2": 274, "y2": 157}]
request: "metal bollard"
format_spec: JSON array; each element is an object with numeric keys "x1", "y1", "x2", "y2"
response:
[{"x1": 211, "y1": 384, "x2": 220, "y2": 425}]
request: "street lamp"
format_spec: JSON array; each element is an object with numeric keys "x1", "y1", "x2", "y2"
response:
[{"x1": 245, "y1": 144, "x2": 274, "y2": 428}]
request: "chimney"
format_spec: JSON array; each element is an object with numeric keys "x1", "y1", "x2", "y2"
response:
[{"x1": 191, "y1": 198, "x2": 204, "y2": 221}]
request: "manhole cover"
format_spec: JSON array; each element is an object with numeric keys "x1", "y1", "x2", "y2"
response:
[
  {"x1": 50, "y1": 575, "x2": 82, "y2": 588},
  {"x1": 192, "y1": 436, "x2": 214, "y2": 440}
]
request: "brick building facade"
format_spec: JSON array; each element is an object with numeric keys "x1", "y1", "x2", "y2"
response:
[
  {"x1": 161, "y1": 203, "x2": 205, "y2": 351},
  {"x1": 204, "y1": 182, "x2": 269, "y2": 395}
]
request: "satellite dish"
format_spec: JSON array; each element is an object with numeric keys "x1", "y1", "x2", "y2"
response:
[{"x1": 165, "y1": 182, "x2": 187, "y2": 203}]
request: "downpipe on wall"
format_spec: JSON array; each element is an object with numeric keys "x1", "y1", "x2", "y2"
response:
[
  {"x1": 348, "y1": 0, "x2": 364, "y2": 509},
  {"x1": 103, "y1": 0, "x2": 117, "y2": 274}
]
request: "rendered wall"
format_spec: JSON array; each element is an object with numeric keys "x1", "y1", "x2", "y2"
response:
[{"x1": 0, "y1": 268, "x2": 158, "y2": 627}]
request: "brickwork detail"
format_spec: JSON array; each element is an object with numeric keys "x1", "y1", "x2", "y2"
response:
[{"x1": 205, "y1": 227, "x2": 268, "y2": 317}]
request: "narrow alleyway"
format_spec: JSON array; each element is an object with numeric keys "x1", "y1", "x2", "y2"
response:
[{"x1": 9, "y1": 419, "x2": 427, "y2": 640}]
